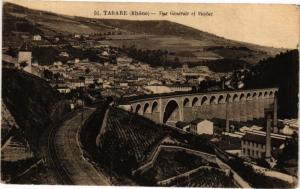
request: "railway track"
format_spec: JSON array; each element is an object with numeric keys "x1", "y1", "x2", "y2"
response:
[
  {"x1": 47, "y1": 123, "x2": 73, "y2": 184},
  {"x1": 40, "y1": 107, "x2": 110, "y2": 185}
]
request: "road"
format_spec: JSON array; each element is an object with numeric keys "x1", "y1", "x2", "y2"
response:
[{"x1": 40, "y1": 107, "x2": 110, "y2": 185}]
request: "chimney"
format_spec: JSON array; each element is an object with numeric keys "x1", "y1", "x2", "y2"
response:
[
  {"x1": 226, "y1": 119, "x2": 230, "y2": 132},
  {"x1": 225, "y1": 94, "x2": 229, "y2": 132},
  {"x1": 222, "y1": 78, "x2": 225, "y2": 90},
  {"x1": 273, "y1": 95, "x2": 278, "y2": 127},
  {"x1": 265, "y1": 114, "x2": 272, "y2": 159}
]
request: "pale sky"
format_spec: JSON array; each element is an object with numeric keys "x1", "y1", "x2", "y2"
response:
[{"x1": 5, "y1": 0, "x2": 300, "y2": 48}]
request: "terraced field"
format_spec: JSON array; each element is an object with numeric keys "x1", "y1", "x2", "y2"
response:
[
  {"x1": 141, "y1": 149, "x2": 214, "y2": 182},
  {"x1": 98, "y1": 108, "x2": 167, "y2": 173},
  {"x1": 171, "y1": 167, "x2": 235, "y2": 187}
]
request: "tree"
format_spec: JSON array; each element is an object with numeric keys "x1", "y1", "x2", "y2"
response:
[
  {"x1": 6, "y1": 47, "x2": 17, "y2": 57},
  {"x1": 44, "y1": 69, "x2": 53, "y2": 80},
  {"x1": 244, "y1": 50, "x2": 299, "y2": 118},
  {"x1": 79, "y1": 76, "x2": 85, "y2": 81},
  {"x1": 109, "y1": 55, "x2": 117, "y2": 64},
  {"x1": 32, "y1": 46, "x2": 59, "y2": 65},
  {"x1": 53, "y1": 73, "x2": 61, "y2": 81},
  {"x1": 88, "y1": 83, "x2": 95, "y2": 89},
  {"x1": 93, "y1": 79, "x2": 100, "y2": 87},
  {"x1": 276, "y1": 132, "x2": 298, "y2": 169},
  {"x1": 85, "y1": 68, "x2": 91, "y2": 74}
]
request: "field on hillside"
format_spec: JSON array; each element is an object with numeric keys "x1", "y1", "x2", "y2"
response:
[
  {"x1": 140, "y1": 149, "x2": 217, "y2": 182},
  {"x1": 3, "y1": 2, "x2": 284, "y2": 67},
  {"x1": 94, "y1": 107, "x2": 217, "y2": 186},
  {"x1": 95, "y1": 107, "x2": 217, "y2": 182},
  {"x1": 171, "y1": 167, "x2": 235, "y2": 187},
  {"x1": 103, "y1": 35, "x2": 274, "y2": 64},
  {"x1": 97, "y1": 108, "x2": 167, "y2": 175}
]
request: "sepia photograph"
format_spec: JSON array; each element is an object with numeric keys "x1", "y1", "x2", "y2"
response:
[{"x1": 1, "y1": 0, "x2": 299, "y2": 188}]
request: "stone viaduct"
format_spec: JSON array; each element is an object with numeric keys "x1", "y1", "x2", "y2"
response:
[{"x1": 118, "y1": 88, "x2": 278, "y2": 126}]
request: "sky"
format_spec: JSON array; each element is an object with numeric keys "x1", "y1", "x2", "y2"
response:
[{"x1": 5, "y1": 0, "x2": 300, "y2": 49}]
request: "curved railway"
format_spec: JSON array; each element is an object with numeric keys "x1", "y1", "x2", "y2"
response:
[
  {"x1": 47, "y1": 122, "x2": 73, "y2": 184},
  {"x1": 40, "y1": 107, "x2": 109, "y2": 185}
]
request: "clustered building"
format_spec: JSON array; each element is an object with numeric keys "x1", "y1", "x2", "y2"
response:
[
  {"x1": 3, "y1": 42, "x2": 217, "y2": 99},
  {"x1": 3, "y1": 32, "x2": 298, "y2": 168}
]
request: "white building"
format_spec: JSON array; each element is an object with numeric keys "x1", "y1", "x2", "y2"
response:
[
  {"x1": 101, "y1": 51, "x2": 109, "y2": 56},
  {"x1": 148, "y1": 80, "x2": 162, "y2": 85},
  {"x1": 144, "y1": 85, "x2": 192, "y2": 94},
  {"x1": 279, "y1": 119, "x2": 298, "y2": 135},
  {"x1": 241, "y1": 133, "x2": 285, "y2": 159},
  {"x1": 117, "y1": 57, "x2": 132, "y2": 65},
  {"x1": 84, "y1": 77, "x2": 95, "y2": 85},
  {"x1": 69, "y1": 80, "x2": 84, "y2": 89},
  {"x1": 169, "y1": 85, "x2": 192, "y2": 92},
  {"x1": 144, "y1": 85, "x2": 172, "y2": 94},
  {"x1": 53, "y1": 61, "x2": 63, "y2": 66},
  {"x1": 120, "y1": 82, "x2": 129, "y2": 87},
  {"x1": 56, "y1": 87, "x2": 71, "y2": 94},
  {"x1": 280, "y1": 126, "x2": 294, "y2": 136},
  {"x1": 190, "y1": 119, "x2": 214, "y2": 135},
  {"x1": 32, "y1": 62, "x2": 39, "y2": 67},
  {"x1": 59, "y1": 52, "x2": 69, "y2": 57},
  {"x1": 75, "y1": 58, "x2": 80, "y2": 63},
  {"x1": 119, "y1": 104, "x2": 133, "y2": 112},
  {"x1": 33, "y1": 35, "x2": 42, "y2": 41},
  {"x1": 103, "y1": 82, "x2": 111, "y2": 89}
]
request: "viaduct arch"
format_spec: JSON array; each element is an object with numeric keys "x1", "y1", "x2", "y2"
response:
[
  {"x1": 163, "y1": 99, "x2": 181, "y2": 125},
  {"x1": 119, "y1": 88, "x2": 278, "y2": 125}
]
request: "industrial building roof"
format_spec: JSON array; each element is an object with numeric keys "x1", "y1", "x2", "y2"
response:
[{"x1": 242, "y1": 133, "x2": 285, "y2": 147}]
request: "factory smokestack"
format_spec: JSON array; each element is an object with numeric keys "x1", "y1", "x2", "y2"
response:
[
  {"x1": 265, "y1": 114, "x2": 272, "y2": 159},
  {"x1": 226, "y1": 119, "x2": 229, "y2": 132},
  {"x1": 225, "y1": 94, "x2": 229, "y2": 132},
  {"x1": 222, "y1": 78, "x2": 225, "y2": 90},
  {"x1": 273, "y1": 95, "x2": 278, "y2": 127}
]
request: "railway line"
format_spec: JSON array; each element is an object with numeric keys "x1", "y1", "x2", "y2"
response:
[
  {"x1": 47, "y1": 122, "x2": 73, "y2": 184},
  {"x1": 40, "y1": 107, "x2": 109, "y2": 185}
]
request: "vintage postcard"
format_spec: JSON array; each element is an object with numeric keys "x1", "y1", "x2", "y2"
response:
[{"x1": 1, "y1": 0, "x2": 299, "y2": 188}]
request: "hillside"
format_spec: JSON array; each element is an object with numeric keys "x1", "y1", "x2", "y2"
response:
[
  {"x1": 1, "y1": 68, "x2": 71, "y2": 182},
  {"x1": 3, "y1": 2, "x2": 284, "y2": 67},
  {"x1": 91, "y1": 107, "x2": 214, "y2": 185},
  {"x1": 99, "y1": 19, "x2": 229, "y2": 42},
  {"x1": 96, "y1": 108, "x2": 167, "y2": 174},
  {"x1": 1, "y1": 102, "x2": 19, "y2": 144},
  {"x1": 1, "y1": 68, "x2": 70, "y2": 152},
  {"x1": 3, "y1": 3, "x2": 125, "y2": 42},
  {"x1": 243, "y1": 50, "x2": 299, "y2": 118}
]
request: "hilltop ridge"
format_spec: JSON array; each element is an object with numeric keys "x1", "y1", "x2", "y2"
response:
[{"x1": 3, "y1": 2, "x2": 285, "y2": 67}]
